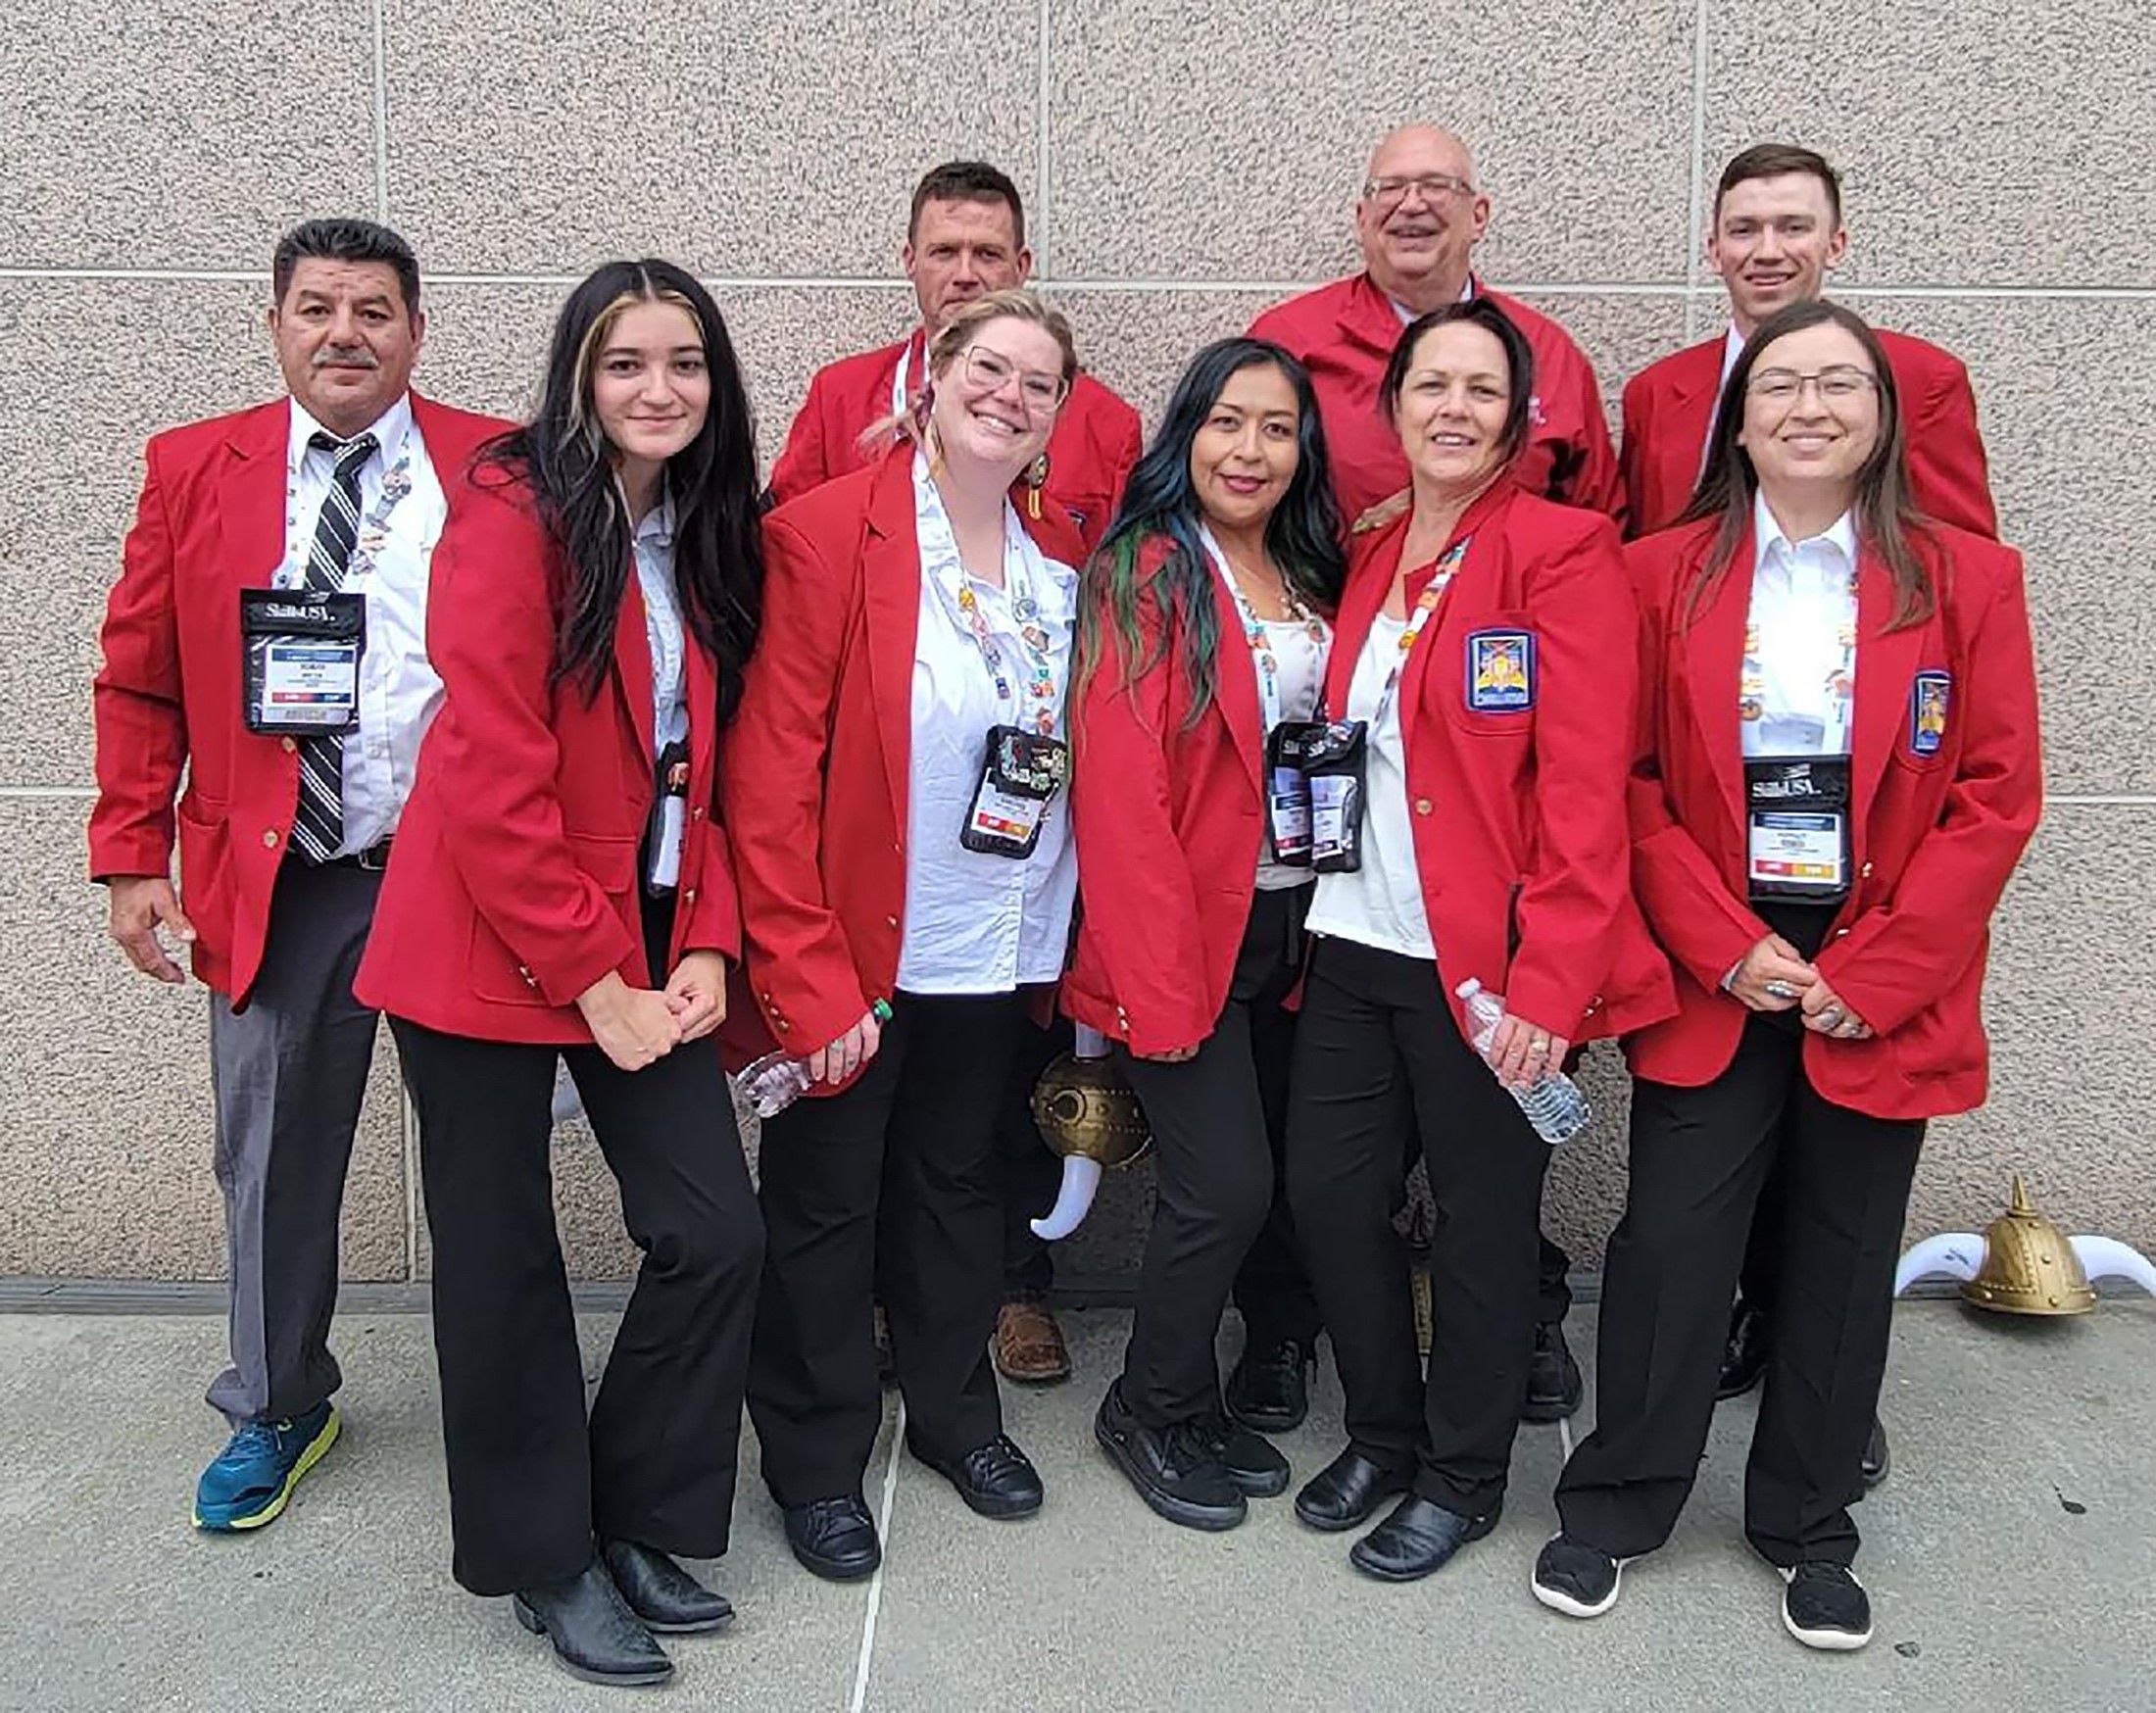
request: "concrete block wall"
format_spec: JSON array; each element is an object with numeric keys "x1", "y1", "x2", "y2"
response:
[{"x1": 3, "y1": 0, "x2": 2150, "y2": 1283}]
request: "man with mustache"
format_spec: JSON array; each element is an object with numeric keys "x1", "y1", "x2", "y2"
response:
[
  {"x1": 1247, "y1": 124, "x2": 1623, "y2": 1432},
  {"x1": 1616, "y1": 146, "x2": 1997, "y2": 1492},
  {"x1": 90, "y1": 218, "x2": 505, "y2": 1534},
  {"x1": 1620, "y1": 143, "x2": 1995, "y2": 538}
]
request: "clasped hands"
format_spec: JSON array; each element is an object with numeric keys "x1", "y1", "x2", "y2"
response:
[
  {"x1": 576, "y1": 952, "x2": 730, "y2": 1071},
  {"x1": 1728, "y1": 933, "x2": 1873, "y2": 1039}
]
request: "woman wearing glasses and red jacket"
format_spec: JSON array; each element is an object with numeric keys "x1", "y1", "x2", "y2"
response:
[{"x1": 721, "y1": 289, "x2": 1089, "y2": 1584}]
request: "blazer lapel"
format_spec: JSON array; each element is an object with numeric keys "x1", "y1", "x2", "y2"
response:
[
  {"x1": 612, "y1": 564, "x2": 658, "y2": 764},
  {"x1": 1847, "y1": 543, "x2": 1927, "y2": 829},
  {"x1": 1207, "y1": 568, "x2": 1265, "y2": 795},
  {"x1": 1681, "y1": 521, "x2": 1753, "y2": 845},
  {"x1": 1324, "y1": 515, "x2": 1402, "y2": 720},
  {"x1": 1666, "y1": 341, "x2": 1725, "y2": 496},
  {"x1": 861, "y1": 447, "x2": 924, "y2": 832},
  {"x1": 218, "y1": 403, "x2": 292, "y2": 589}
]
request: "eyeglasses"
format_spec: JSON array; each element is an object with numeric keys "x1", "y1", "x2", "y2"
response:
[
  {"x1": 1362, "y1": 172, "x2": 1477, "y2": 208},
  {"x1": 961, "y1": 346, "x2": 1068, "y2": 415},
  {"x1": 1748, "y1": 366, "x2": 1879, "y2": 403}
]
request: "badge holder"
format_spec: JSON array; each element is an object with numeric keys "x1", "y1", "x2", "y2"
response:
[
  {"x1": 961, "y1": 724, "x2": 1069, "y2": 859},
  {"x1": 240, "y1": 588, "x2": 366, "y2": 734},
  {"x1": 1295, "y1": 720, "x2": 1370, "y2": 874},
  {"x1": 1744, "y1": 757, "x2": 1853, "y2": 905},
  {"x1": 1262, "y1": 720, "x2": 1328, "y2": 866},
  {"x1": 646, "y1": 741, "x2": 691, "y2": 897}
]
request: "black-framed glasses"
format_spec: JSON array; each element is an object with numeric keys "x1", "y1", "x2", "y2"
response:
[
  {"x1": 1361, "y1": 172, "x2": 1476, "y2": 208},
  {"x1": 961, "y1": 346, "x2": 1068, "y2": 415},
  {"x1": 1747, "y1": 366, "x2": 1879, "y2": 404}
]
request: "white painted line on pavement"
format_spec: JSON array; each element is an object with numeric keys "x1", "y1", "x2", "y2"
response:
[{"x1": 848, "y1": 1396, "x2": 907, "y2": 1713}]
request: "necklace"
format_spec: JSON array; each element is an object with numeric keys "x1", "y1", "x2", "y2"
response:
[{"x1": 1212, "y1": 542, "x2": 1326, "y2": 640}]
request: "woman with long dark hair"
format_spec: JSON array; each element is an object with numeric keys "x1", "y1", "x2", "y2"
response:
[
  {"x1": 1537, "y1": 300, "x2": 2040, "y2": 1649},
  {"x1": 721, "y1": 289, "x2": 1090, "y2": 1582},
  {"x1": 1282, "y1": 297, "x2": 1672, "y2": 1581},
  {"x1": 1064, "y1": 337, "x2": 1343, "y2": 1529},
  {"x1": 356, "y1": 260, "x2": 765, "y2": 1686}
]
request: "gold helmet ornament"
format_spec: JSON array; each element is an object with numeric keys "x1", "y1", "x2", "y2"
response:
[
  {"x1": 1028, "y1": 1027, "x2": 1152, "y2": 1241},
  {"x1": 1894, "y1": 1175, "x2": 2156, "y2": 1314}
]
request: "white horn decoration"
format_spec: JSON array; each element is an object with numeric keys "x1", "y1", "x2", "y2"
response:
[
  {"x1": 2068, "y1": 1236, "x2": 2156, "y2": 1298},
  {"x1": 1893, "y1": 1233, "x2": 1986, "y2": 1297},
  {"x1": 1030, "y1": 1156, "x2": 1103, "y2": 1242}
]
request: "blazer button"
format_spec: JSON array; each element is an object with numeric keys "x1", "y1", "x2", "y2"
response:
[
  {"x1": 887, "y1": 914, "x2": 900, "y2": 929},
  {"x1": 261, "y1": 828, "x2": 279, "y2": 849},
  {"x1": 776, "y1": 1019, "x2": 790, "y2": 1032},
  {"x1": 1414, "y1": 798, "x2": 1434, "y2": 815},
  {"x1": 280, "y1": 736, "x2": 298, "y2": 755},
  {"x1": 1835, "y1": 927, "x2": 1850, "y2": 939},
  {"x1": 691, "y1": 805, "x2": 706, "y2": 821},
  {"x1": 1859, "y1": 860, "x2": 1875, "y2": 878},
  {"x1": 683, "y1": 887, "x2": 697, "y2": 905}
]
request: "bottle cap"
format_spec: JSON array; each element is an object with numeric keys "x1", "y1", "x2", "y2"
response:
[
  {"x1": 1454, "y1": 978, "x2": 1481, "y2": 999},
  {"x1": 871, "y1": 998, "x2": 895, "y2": 1022}
]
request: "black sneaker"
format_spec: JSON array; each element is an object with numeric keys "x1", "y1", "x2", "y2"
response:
[
  {"x1": 1199, "y1": 1412, "x2": 1291, "y2": 1498},
  {"x1": 1225, "y1": 1337, "x2": 1313, "y2": 1433},
  {"x1": 1531, "y1": 1534, "x2": 1625, "y2": 1619},
  {"x1": 1781, "y1": 1561, "x2": 1873, "y2": 1651},
  {"x1": 1521, "y1": 1321, "x2": 1584, "y2": 1423},
  {"x1": 1094, "y1": 1383, "x2": 1246, "y2": 1532}
]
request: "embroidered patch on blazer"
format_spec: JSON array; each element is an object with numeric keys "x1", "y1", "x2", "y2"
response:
[
  {"x1": 1910, "y1": 670, "x2": 1951, "y2": 757},
  {"x1": 1466, "y1": 629, "x2": 1536, "y2": 711}
]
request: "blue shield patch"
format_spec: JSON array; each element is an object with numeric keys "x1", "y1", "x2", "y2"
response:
[
  {"x1": 1910, "y1": 671, "x2": 1950, "y2": 757},
  {"x1": 1466, "y1": 629, "x2": 1536, "y2": 712}
]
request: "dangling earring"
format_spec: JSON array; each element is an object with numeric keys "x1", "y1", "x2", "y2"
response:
[{"x1": 1023, "y1": 450, "x2": 1051, "y2": 518}]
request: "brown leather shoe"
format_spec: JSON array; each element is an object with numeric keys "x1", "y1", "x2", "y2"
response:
[{"x1": 993, "y1": 1299, "x2": 1072, "y2": 1384}]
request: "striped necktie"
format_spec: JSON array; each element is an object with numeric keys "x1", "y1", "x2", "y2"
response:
[{"x1": 288, "y1": 431, "x2": 377, "y2": 862}]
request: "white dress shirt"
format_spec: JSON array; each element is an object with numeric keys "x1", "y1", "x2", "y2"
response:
[
  {"x1": 1303, "y1": 612, "x2": 1437, "y2": 959},
  {"x1": 896, "y1": 451, "x2": 1081, "y2": 995},
  {"x1": 1742, "y1": 493, "x2": 1859, "y2": 759},
  {"x1": 277, "y1": 393, "x2": 448, "y2": 855},
  {"x1": 631, "y1": 495, "x2": 690, "y2": 757}
]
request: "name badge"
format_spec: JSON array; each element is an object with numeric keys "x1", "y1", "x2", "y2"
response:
[
  {"x1": 239, "y1": 587, "x2": 366, "y2": 734},
  {"x1": 1744, "y1": 757, "x2": 1852, "y2": 903},
  {"x1": 960, "y1": 725, "x2": 1068, "y2": 860},
  {"x1": 1292, "y1": 719, "x2": 1369, "y2": 873},
  {"x1": 1910, "y1": 671, "x2": 1950, "y2": 757},
  {"x1": 1466, "y1": 629, "x2": 1536, "y2": 712},
  {"x1": 646, "y1": 742, "x2": 690, "y2": 896},
  {"x1": 1262, "y1": 719, "x2": 1331, "y2": 866}
]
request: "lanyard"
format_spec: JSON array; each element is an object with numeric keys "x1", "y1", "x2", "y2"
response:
[
  {"x1": 1740, "y1": 557, "x2": 1858, "y2": 755},
  {"x1": 1363, "y1": 537, "x2": 1469, "y2": 731},
  {"x1": 1200, "y1": 524, "x2": 1326, "y2": 734},
  {"x1": 280, "y1": 417, "x2": 416, "y2": 592},
  {"x1": 918, "y1": 456, "x2": 1066, "y2": 737},
  {"x1": 890, "y1": 331, "x2": 927, "y2": 419}
]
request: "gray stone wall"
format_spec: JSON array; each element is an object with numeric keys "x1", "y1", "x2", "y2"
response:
[{"x1": 4, "y1": 1, "x2": 2151, "y2": 1283}]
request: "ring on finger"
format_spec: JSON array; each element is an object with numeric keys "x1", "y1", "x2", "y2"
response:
[{"x1": 1764, "y1": 979, "x2": 1796, "y2": 1002}]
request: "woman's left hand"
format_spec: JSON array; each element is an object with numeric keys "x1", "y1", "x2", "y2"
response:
[
  {"x1": 664, "y1": 951, "x2": 730, "y2": 1042},
  {"x1": 1486, "y1": 1013, "x2": 1572, "y2": 1090},
  {"x1": 1799, "y1": 977, "x2": 1872, "y2": 1041}
]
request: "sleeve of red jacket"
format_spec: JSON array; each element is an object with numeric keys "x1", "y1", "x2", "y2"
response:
[
  {"x1": 1907, "y1": 358, "x2": 1999, "y2": 540},
  {"x1": 1501, "y1": 517, "x2": 1643, "y2": 1035},
  {"x1": 423, "y1": 482, "x2": 639, "y2": 1005},
  {"x1": 1816, "y1": 551, "x2": 2042, "y2": 1034},
  {"x1": 88, "y1": 440, "x2": 188, "y2": 881},
  {"x1": 1621, "y1": 544, "x2": 1776, "y2": 991},
  {"x1": 1617, "y1": 373, "x2": 1652, "y2": 543},
  {"x1": 718, "y1": 512, "x2": 870, "y2": 1052},
  {"x1": 766, "y1": 374, "x2": 832, "y2": 510},
  {"x1": 678, "y1": 781, "x2": 743, "y2": 962},
  {"x1": 1561, "y1": 352, "x2": 1628, "y2": 528},
  {"x1": 1071, "y1": 592, "x2": 1214, "y2": 1054}
]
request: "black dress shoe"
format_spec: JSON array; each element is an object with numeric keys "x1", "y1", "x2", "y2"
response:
[
  {"x1": 600, "y1": 1538, "x2": 733, "y2": 1634},
  {"x1": 1095, "y1": 1384, "x2": 1245, "y2": 1532},
  {"x1": 1717, "y1": 1297, "x2": 1770, "y2": 1399},
  {"x1": 1200, "y1": 1412, "x2": 1291, "y2": 1498},
  {"x1": 1225, "y1": 1336, "x2": 1313, "y2": 1433},
  {"x1": 1348, "y1": 1493, "x2": 1500, "y2": 1583},
  {"x1": 1521, "y1": 1320, "x2": 1584, "y2": 1423},
  {"x1": 512, "y1": 1560, "x2": 673, "y2": 1687},
  {"x1": 1860, "y1": 1415, "x2": 1890, "y2": 1490},
  {"x1": 783, "y1": 1494, "x2": 882, "y2": 1582},
  {"x1": 913, "y1": 1433, "x2": 1044, "y2": 1519},
  {"x1": 1294, "y1": 1444, "x2": 1412, "y2": 1533}
]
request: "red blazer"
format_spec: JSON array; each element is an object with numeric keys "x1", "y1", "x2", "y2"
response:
[
  {"x1": 353, "y1": 469, "x2": 742, "y2": 1044},
  {"x1": 1620, "y1": 327, "x2": 1997, "y2": 540},
  {"x1": 1323, "y1": 483, "x2": 1673, "y2": 1043},
  {"x1": 1250, "y1": 273, "x2": 1625, "y2": 529},
  {"x1": 766, "y1": 330, "x2": 1144, "y2": 554},
  {"x1": 1063, "y1": 534, "x2": 1288, "y2": 1054},
  {"x1": 720, "y1": 442, "x2": 1089, "y2": 1066},
  {"x1": 1623, "y1": 516, "x2": 2041, "y2": 1119},
  {"x1": 88, "y1": 392, "x2": 507, "y2": 1003}
]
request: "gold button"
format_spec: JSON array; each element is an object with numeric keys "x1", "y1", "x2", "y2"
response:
[
  {"x1": 776, "y1": 1019, "x2": 790, "y2": 1032},
  {"x1": 1414, "y1": 798, "x2": 1433, "y2": 815},
  {"x1": 691, "y1": 805, "x2": 705, "y2": 821},
  {"x1": 1859, "y1": 861, "x2": 1875, "y2": 878},
  {"x1": 1836, "y1": 927, "x2": 1850, "y2": 939},
  {"x1": 280, "y1": 736, "x2": 298, "y2": 755},
  {"x1": 684, "y1": 887, "x2": 697, "y2": 905},
  {"x1": 262, "y1": 828, "x2": 279, "y2": 848},
  {"x1": 886, "y1": 914, "x2": 900, "y2": 929}
]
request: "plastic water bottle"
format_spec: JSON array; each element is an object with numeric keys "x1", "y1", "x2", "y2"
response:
[
  {"x1": 1454, "y1": 978, "x2": 1591, "y2": 1146},
  {"x1": 734, "y1": 999, "x2": 894, "y2": 1118}
]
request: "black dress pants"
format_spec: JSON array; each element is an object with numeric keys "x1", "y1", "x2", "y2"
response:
[
  {"x1": 1117, "y1": 886, "x2": 1305, "y2": 1428},
  {"x1": 1554, "y1": 1013, "x2": 1922, "y2": 1567},
  {"x1": 999, "y1": 1013, "x2": 1070, "y2": 1302},
  {"x1": 391, "y1": 909, "x2": 763, "y2": 1597},
  {"x1": 1285, "y1": 936, "x2": 1552, "y2": 1519},
  {"x1": 749, "y1": 991, "x2": 1028, "y2": 1505}
]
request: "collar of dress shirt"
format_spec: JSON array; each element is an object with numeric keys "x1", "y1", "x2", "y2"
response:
[
  {"x1": 1387, "y1": 274, "x2": 1479, "y2": 324},
  {"x1": 1718, "y1": 320, "x2": 1747, "y2": 396},
  {"x1": 1752, "y1": 489, "x2": 1857, "y2": 595},
  {"x1": 286, "y1": 391, "x2": 414, "y2": 476},
  {"x1": 634, "y1": 490, "x2": 676, "y2": 552}
]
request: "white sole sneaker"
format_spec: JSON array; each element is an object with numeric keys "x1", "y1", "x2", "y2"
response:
[
  {"x1": 1780, "y1": 1566, "x2": 1873, "y2": 1650},
  {"x1": 1531, "y1": 1538, "x2": 1627, "y2": 1619}
]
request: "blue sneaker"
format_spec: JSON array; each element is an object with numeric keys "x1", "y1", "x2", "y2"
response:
[{"x1": 193, "y1": 1400, "x2": 340, "y2": 1532}]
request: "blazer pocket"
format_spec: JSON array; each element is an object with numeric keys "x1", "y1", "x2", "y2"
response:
[{"x1": 468, "y1": 834, "x2": 639, "y2": 1005}]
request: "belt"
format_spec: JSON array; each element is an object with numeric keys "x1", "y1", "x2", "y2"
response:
[{"x1": 307, "y1": 838, "x2": 395, "y2": 872}]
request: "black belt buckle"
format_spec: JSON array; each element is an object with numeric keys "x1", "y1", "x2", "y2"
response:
[{"x1": 352, "y1": 838, "x2": 395, "y2": 872}]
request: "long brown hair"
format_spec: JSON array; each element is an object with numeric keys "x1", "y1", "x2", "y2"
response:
[{"x1": 1677, "y1": 299, "x2": 1934, "y2": 631}]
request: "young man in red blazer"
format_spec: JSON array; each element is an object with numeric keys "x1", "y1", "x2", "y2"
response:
[
  {"x1": 1250, "y1": 123, "x2": 1626, "y2": 532},
  {"x1": 89, "y1": 219, "x2": 504, "y2": 1535},
  {"x1": 1618, "y1": 146, "x2": 1998, "y2": 1467},
  {"x1": 1620, "y1": 144, "x2": 1995, "y2": 541},
  {"x1": 767, "y1": 160, "x2": 1144, "y2": 1385}
]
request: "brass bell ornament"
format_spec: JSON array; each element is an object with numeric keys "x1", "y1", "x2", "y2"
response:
[
  {"x1": 1028, "y1": 1026, "x2": 1152, "y2": 1241},
  {"x1": 1894, "y1": 1175, "x2": 2156, "y2": 1313}
]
